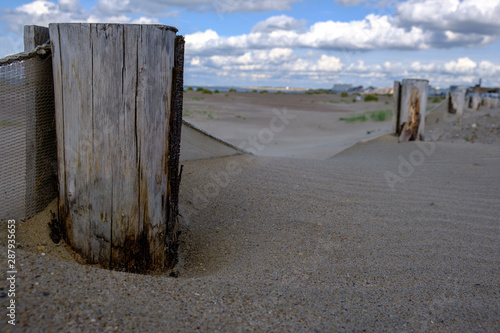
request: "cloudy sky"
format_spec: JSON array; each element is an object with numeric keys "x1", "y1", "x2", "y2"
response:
[{"x1": 1, "y1": 0, "x2": 500, "y2": 88}]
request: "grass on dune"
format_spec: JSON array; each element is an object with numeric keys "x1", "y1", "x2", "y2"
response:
[
  {"x1": 369, "y1": 109, "x2": 392, "y2": 121},
  {"x1": 339, "y1": 109, "x2": 392, "y2": 123},
  {"x1": 339, "y1": 114, "x2": 367, "y2": 123}
]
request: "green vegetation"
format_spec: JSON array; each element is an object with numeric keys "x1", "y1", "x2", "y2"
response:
[
  {"x1": 339, "y1": 114, "x2": 367, "y2": 123},
  {"x1": 260, "y1": 90, "x2": 268, "y2": 94},
  {"x1": 235, "y1": 115, "x2": 247, "y2": 119},
  {"x1": 183, "y1": 109, "x2": 215, "y2": 120},
  {"x1": 339, "y1": 109, "x2": 392, "y2": 123},
  {"x1": 186, "y1": 86, "x2": 194, "y2": 91},
  {"x1": 464, "y1": 133, "x2": 478, "y2": 142},
  {"x1": 191, "y1": 97, "x2": 204, "y2": 101},
  {"x1": 275, "y1": 91, "x2": 282, "y2": 94},
  {"x1": 228, "y1": 88, "x2": 237, "y2": 93},
  {"x1": 188, "y1": 87, "x2": 212, "y2": 94},
  {"x1": 352, "y1": 98, "x2": 357, "y2": 103},
  {"x1": 369, "y1": 109, "x2": 392, "y2": 121},
  {"x1": 252, "y1": 89, "x2": 258, "y2": 93},
  {"x1": 324, "y1": 99, "x2": 351, "y2": 104},
  {"x1": 340, "y1": 92, "x2": 349, "y2": 98},
  {"x1": 214, "y1": 89, "x2": 219, "y2": 93},
  {"x1": 364, "y1": 94, "x2": 379, "y2": 102},
  {"x1": 430, "y1": 96, "x2": 445, "y2": 103}
]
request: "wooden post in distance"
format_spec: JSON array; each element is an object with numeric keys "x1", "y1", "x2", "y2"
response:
[{"x1": 398, "y1": 79, "x2": 429, "y2": 142}]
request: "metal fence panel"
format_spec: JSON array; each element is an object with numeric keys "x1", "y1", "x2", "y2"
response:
[{"x1": 0, "y1": 46, "x2": 57, "y2": 221}]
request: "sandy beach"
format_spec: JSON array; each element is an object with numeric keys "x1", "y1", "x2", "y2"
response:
[{"x1": 1, "y1": 94, "x2": 499, "y2": 332}]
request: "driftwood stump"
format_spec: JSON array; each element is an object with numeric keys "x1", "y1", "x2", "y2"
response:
[
  {"x1": 469, "y1": 96, "x2": 481, "y2": 110},
  {"x1": 448, "y1": 91, "x2": 465, "y2": 125},
  {"x1": 491, "y1": 98, "x2": 499, "y2": 108},
  {"x1": 50, "y1": 23, "x2": 184, "y2": 273},
  {"x1": 448, "y1": 91, "x2": 465, "y2": 116},
  {"x1": 398, "y1": 79, "x2": 428, "y2": 142},
  {"x1": 482, "y1": 97, "x2": 493, "y2": 109}
]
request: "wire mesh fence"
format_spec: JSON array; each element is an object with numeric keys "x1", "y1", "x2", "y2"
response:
[{"x1": 0, "y1": 45, "x2": 57, "y2": 222}]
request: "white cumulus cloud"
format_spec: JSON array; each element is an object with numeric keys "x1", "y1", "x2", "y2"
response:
[
  {"x1": 185, "y1": 14, "x2": 433, "y2": 56},
  {"x1": 2, "y1": 0, "x2": 169, "y2": 36},
  {"x1": 315, "y1": 55, "x2": 344, "y2": 72},
  {"x1": 396, "y1": 0, "x2": 500, "y2": 36},
  {"x1": 443, "y1": 57, "x2": 477, "y2": 74},
  {"x1": 185, "y1": 52, "x2": 500, "y2": 88}
]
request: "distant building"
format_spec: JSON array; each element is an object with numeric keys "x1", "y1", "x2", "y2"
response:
[
  {"x1": 470, "y1": 86, "x2": 500, "y2": 94},
  {"x1": 362, "y1": 86, "x2": 377, "y2": 94},
  {"x1": 464, "y1": 78, "x2": 499, "y2": 97},
  {"x1": 332, "y1": 84, "x2": 352, "y2": 93},
  {"x1": 347, "y1": 85, "x2": 363, "y2": 93},
  {"x1": 372, "y1": 87, "x2": 393, "y2": 95}
]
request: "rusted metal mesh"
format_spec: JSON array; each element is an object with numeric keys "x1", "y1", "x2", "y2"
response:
[{"x1": 0, "y1": 46, "x2": 57, "y2": 222}]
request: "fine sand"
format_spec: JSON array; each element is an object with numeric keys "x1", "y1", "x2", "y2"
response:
[{"x1": 0, "y1": 96, "x2": 499, "y2": 332}]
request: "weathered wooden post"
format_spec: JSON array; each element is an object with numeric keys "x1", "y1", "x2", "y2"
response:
[
  {"x1": 470, "y1": 96, "x2": 481, "y2": 110},
  {"x1": 448, "y1": 92, "x2": 465, "y2": 115},
  {"x1": 482, "y1": 97, "x2": 492, "y2": 109},
  {"x1": 50, "y1": 23, "x2": 184, "y2": 273},
  {"x1": 491, "y1": 98, "x2": 500, "y2": 108},
  {"x1": 448, "y1": 91, "x2": 465, "y2": 125},
  {"x1": 24, "y1": 25, "x2": 50, "y2": 51},
  {"x1": 398, "y1": 79, "x2": 428, "y2": 142},
  {"x1": 392, "y1": 81, "x2": 401, "y2": 135}
]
